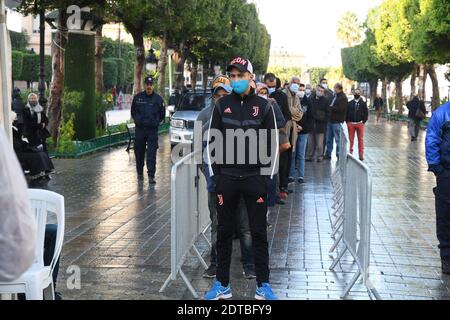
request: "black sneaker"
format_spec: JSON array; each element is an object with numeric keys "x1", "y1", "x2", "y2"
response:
[
  {"x1": 203, "y1": 265, "x2": 217, "y2": 278},
  {"x1": 287, "y1": 177, "x2": 295, "y2": 184},
  {"x1": 243, "y1": 267, "x2": 256, "y2": 279},
  {"x1": 442, "y1": 258, "x2": 450, "y2": 274},
  {"x1": 298, "y1": 178, "x2": 305, "y2": 184},
  {"x1": 324, "y1": 155, "x2": 332, "y2": 160},
  {"x1": 148, "y1": 177, "x2": 156, "y2": 184}
]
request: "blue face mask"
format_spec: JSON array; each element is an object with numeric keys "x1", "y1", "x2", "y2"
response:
[
  {"x1": 290, "y1": 83, "x2": 299, "y2": 93},
  {"x1": 231, "y1": 79, "x2": 250, "y2": 94},
  {"x1": 268, "y1": 87, "x2": 276, "y2": 95}
]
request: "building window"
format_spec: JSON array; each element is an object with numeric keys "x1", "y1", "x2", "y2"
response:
[{"x1": 32, "y1": 15, "x2": 40, "y2": 33}]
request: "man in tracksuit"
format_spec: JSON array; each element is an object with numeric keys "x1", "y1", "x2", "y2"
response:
[
  {"x1": 131, "y1": 76, "x2": 166, "y2": 183},
  {"x1": 204, "y1": 57, "x2": 278, "y2": 300},
  {"x1": 425, "y1": 101, "x2": 450, "y2": 274}
]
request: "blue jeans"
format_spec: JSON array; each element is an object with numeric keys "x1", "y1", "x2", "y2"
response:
[
  {"x1": 289, "y1": 134, "x2": 308, "y2": 179},
  {"x1": 325, "y1": 122, "x2": 342, "y2": 157}
]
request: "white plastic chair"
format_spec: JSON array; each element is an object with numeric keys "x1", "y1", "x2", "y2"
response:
[{"x1": 0, "y1": 189, "x2": 65, "y2": 300}]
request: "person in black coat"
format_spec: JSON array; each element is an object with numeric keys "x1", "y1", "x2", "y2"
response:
[
  {"x1": 289, "y1": 84, "x2": 314, "y2": 183},
  {"x1": 23, "y1": 93, "x2": 50, "y2": 151},
  {"x1": 373, "y1": 94, "x2": 384, "y2": 123},
  {"x1": 346, "y1": 89, "x2": 369, "y2": 160},
  {"x1": 406, "y1": 95, "x2": 427, "y2": 142},
  {"x1": 307, "y1": 86, "x2": 329, "y2": 162}
]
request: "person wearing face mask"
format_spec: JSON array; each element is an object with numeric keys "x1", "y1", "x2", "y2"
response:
[
  {"x1": 324, "y1": 83, "x2": 348, "y2": 160},
  {"x1": 23, "y1": 93, "x2": 50, "y2": 152},
  {"x1": 257, "y1": 83, "x2": 287, "y2": 211},
  {"x1": 305, "y1": 84, "x2": 313, "y2": 100},
  {"x1": 289, "y1": 83, "x2": 313, "y2": 183},
  {"x1": 346, "y1": 89, "x2": 369, "y2": 161},
  {"x1": 205, "y1": 57, "x2": 278, "y2": 300},
  {"x1": 264, "y1": 73, "x2": 292, "y2": 200},
  {"x1": 320, "y1": 78, "x2": 334, "y2": 104},
  {"x1": 280, "y1": 77, "x2": 302, "y2": 192},
  {"x1": 307, "y1": 86, "x2": 330, "y2": 162}
]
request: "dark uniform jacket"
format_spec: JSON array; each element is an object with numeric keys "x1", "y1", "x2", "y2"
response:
[{"x1": 131, "y1": 91, "x2": 165, "y2": 129}]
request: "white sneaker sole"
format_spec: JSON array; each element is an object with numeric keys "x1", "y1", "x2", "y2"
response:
[
  {"x1": 254, "y1": 294, "x2": 265, "y2": 300},
  {"x1": 212, "y1": 293, "x2": 232, "y2": 300}
]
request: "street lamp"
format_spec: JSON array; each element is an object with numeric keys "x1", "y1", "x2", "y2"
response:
[
  {"x1": 167, "y1": 48, "x2": 174, "y2": 95},
  {"x1": 145, "y1": 47, "x2": 158, "y2": 74}
]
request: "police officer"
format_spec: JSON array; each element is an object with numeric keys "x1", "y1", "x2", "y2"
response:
[
  {"x1": 204, "y1": 57, "x2": 278, "y2": 300},
  {"x1": 131, "y1": 76, "x2": 166, "y2": 183}
]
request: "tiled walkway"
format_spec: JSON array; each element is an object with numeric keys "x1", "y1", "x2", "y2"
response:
[{"x1": 38, "y1": 117, "x2": 450, "y2": 300}]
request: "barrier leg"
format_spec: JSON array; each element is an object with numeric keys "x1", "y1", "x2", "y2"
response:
[
  {"x1": 341, "y1": 270, "x2": 361, "y2": 299},
  {"x1": 192, "y1": 244, "x2": 209, "y2": 269},
  {"x1": 329, "y1": 232, "x2": 343, "y2": 253},
  {"x1": 201, "y1": 232, "x2": 212, "y2": 249},
  {"x1": 331, "y1": 218, "x2": 344, "y2": 237},
  {"x1": 329, "y1": 246, "x2": 347, "y2": 270},
  {"x1": 180, "y1": 269, "x2": 199, "y2": 299},
  {"x1": 159, "y1": 274, "x2": 172, "y2": 293}
]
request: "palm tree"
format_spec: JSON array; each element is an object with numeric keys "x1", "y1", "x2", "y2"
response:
[{"x1": 337, "y1": 12, "x2": 362, "y2": 47}]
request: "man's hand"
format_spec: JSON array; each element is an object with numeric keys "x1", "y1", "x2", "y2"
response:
[{"x1": 297, "y1": 125, "x2": 303, "y2": 133}]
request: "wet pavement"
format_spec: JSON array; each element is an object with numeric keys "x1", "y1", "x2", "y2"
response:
[{"x1": 36, "y1": 117, "x2": 450, "y2": 300}]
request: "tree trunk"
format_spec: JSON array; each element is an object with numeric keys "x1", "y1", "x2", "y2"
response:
[
  {"x1": 157, "y1": 36, "x2": 168, "y2": 97},
  {"x1": 48, "y1": 11, "x2": 68, "y2": 144},
  {"x1": 95, "y1": 25, "x2": 104, "y2": 94},
  {"x1": 190, "y1": 57, "x2": 198, "y2": 91},
  {"x1": 368, "y1": 79, "x2": 378, "y2": 107},
  {"x1": 395, "y1": 78, "x2": 403, "y2": 115},
  {"x1": 174, "y1": 42, "x2": 188, "y2": 90},
  {"x1": 381, "y1": 77, "x2": 388, "y2": 114},
  {"x1": 427, "y1": 64, "x2": 440, "y2": 111},
  {"x1": 410, "y1": 66, "x2": 417, "y2": 100},
  {"x1": 418, "y1": 64, "x2": 427, "y2": 101},
  {"x1": 130, "y1": 29, "x2": 145, "y2": 94}
]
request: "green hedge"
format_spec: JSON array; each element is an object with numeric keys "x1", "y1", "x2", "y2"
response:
[
  {"x1": 64, "y1": 32, "x2": 96, "y2": 141},
  {"x1": 12, "y1": 50, "x2": 24, "y2": 80},
  {"x1": 10, "y1": 31, "x2": 29, "y2": 52}
]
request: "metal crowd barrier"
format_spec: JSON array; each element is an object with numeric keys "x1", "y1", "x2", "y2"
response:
[
  {"x1": 328, "y1": 126, "x2": 380, "y2": 299},
  {"x1": 159, "y1": 151, "x2": 211, "y2": 299}
]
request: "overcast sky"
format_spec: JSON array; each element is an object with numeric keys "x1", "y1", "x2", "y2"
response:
[{"x1": 251, "y1": 0, "x2": 383, "y2": 67}]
